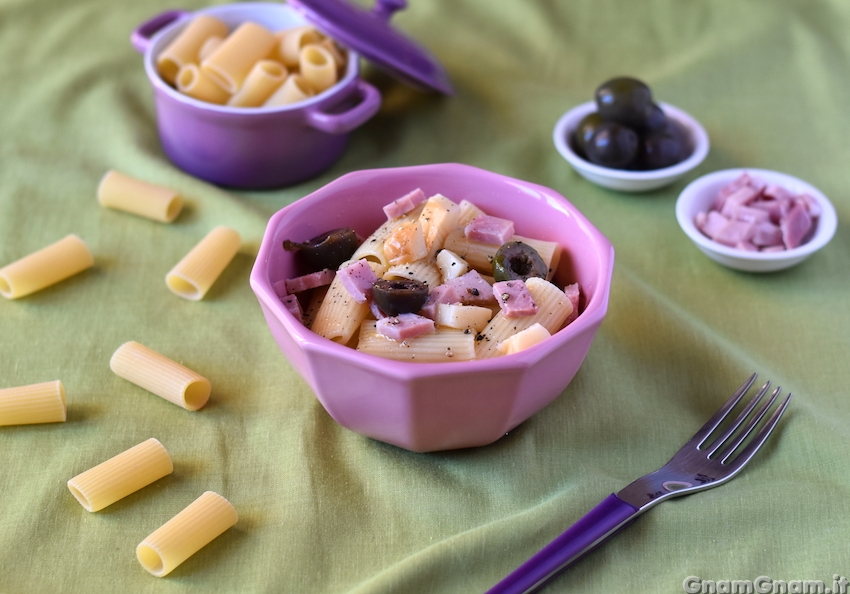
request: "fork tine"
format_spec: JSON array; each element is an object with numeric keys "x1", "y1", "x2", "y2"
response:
[
  {"x1": 721, "y1": 391, "x2": 792, "y2": 468},
  {"x1": 714, "y1": 385, "x2": 780, "y2": 461},
  {"x1": 705, "y1": 380, "x2": 772, "y2": 457},
  {"x1": 690, "y1": 373, "x2": 757, "y2": 448}
]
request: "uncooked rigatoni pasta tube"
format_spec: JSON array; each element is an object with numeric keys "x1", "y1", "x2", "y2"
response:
[
  {"x1": 97, "y1": 170, "x2": 183, "y2": 223},
  {"x1": 197, "y1": 35, "x2": 224, "y2": 62},
  {"x1": 136, "y1": 491, "x2": 238, "y2": 577},
  {"x1": 299, "y1": 44, "x2": 337, "y2": 93},
  {"x1": 166, "y1": 226, "x2": 241, "y2": 301},
  {"x1": 201, "y1": 21, "x2": 277, "y2": 94},
  {"x1": 0, "y1": 380, "x2": 66, "y2": 426},
  {"x1": 177, "y1": 64, "x2": 231, "y2": 105},
  {"x1": 110, "y1": 341, "x2": 211, "y2": 411},
  {"x1": 156, "y1": 15, "x2": 229, "y2": 85},
  {"x1": 0, "y1": 234, "x2": 93, "y2": 299},
  {"x1": 227, "y1": 59, "x2": 287, "y2": 107},
  {"x1": 277, "y1": 25, "x2": 322, "y2": 67},
  {"x1": 67, "y1": 438, "x2": 173, "y2": 512},
  {"x1": 263, "y1": 73, "x2": 315, "y2": 106}
]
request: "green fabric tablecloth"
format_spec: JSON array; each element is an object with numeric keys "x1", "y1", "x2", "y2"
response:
[{"x1": 1, "y1": 0, "x2": 848, "y2": 592}]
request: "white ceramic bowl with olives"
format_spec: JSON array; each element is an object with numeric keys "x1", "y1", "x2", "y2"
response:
[{"x1": 553, "y1": 78, "x2": 709, "y2": 192}]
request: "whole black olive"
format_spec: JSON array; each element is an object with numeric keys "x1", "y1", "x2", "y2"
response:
[
  {"x1": 639, "y1": 120, "x2": 691, "y2": 170},
  {"x1": 372, "y1": 279, "x2": 429, "y2": 316},
  {"x1": 584, "y1": 122, "x2": 639, "y2": 169},
  {"x1": 283, "y1": 227, "x2": 359, "y2": 272},
  {"x1": 573, "y1": 111, "x2": 604, "y2": 157},
  {"x1": 594, "y1": 77, "x2": 654, "y2": 128},
  {"x1": 492, "y1": 241, "x2": 548, "y2": 282}
]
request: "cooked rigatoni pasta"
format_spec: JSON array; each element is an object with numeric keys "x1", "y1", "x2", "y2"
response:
[
  {"x1": 357, "y1": 322, "x2": 476, "y2": 362},
  {"x1": 384, "y1": 260, "x2": 441, "y2": 289},
  {"x1": 264, "y1": 73, "x2": 315, "y2": 106},
  {"x1": 156, "y1": 15, "x2": 229, "y2": 85},
  {"x1": 0, "y1": 234, "x2": 93, "y2": 299},
  {"x1": 67, "y1": 438, "x2": 173, "y2": 512},
  {"x1": 310, "y1": 263, "x2": 371, "y2": 344},
  {"x1": 474, "y1": 277, "x2": 572, "y2": 359},
  {"x1": 442, "y1": 232, "x2": 561, "y2": 280},
  {"x1": 177, "y1": 63, "x2": 231, "y2": 105},
  {"x1": 277, "y1": 25, "x2": 323, "y2": 68},
  {"x1": 166, "y1": 226, "x2": 241, "y2": 301},
  {"x1": 97, "y1": 170, "x2": 183, "y2": 223},
  {"x1": 110, "y1": 341, "x2": 211, "y2": 411},
  {"x1": 282, "y1": 191, "x2": 580, "y2": 361},
  {"x1": 201, "y1": 21, "x2": 278, "y2": 94},
  {"x1": 0, "y1": 380, "x2": 66, "y2": 426},
  {"x1": 136, "y1": 491, "x2": 238, "y2": 577},
  {"x1": 228, "y1": 59, "x2": 287, "y2": 107},
  {"x1": 299, "y1": 44, "x2": 337, "y2": 93}
]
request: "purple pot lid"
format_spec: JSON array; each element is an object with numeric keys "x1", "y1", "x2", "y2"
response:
[{"x1": 287, "y1": 0, "x2": 453, "y2": 95}]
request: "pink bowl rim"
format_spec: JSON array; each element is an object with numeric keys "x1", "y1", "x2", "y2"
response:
[{"x1": 250, "y1": 163, "x2": 615, "y2": 379}]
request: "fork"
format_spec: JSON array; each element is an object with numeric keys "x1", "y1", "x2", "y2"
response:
[{"x1": 486, "y1": 373, "x2": 791, "y2": 594}]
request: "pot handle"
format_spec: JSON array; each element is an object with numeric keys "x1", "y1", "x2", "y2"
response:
[
  {"x1": 131, "y1": 10, "x2": 190, "y2": 54},
  {"x1": 305, "y1": 80, "x2": 382, "y2": 135}
]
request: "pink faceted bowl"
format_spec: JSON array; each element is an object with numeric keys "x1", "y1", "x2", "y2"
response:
[{"x1": 250, "y1": 164, "x2": 614, "y2": 452}]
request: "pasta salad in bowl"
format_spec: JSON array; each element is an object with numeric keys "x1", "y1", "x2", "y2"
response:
[{"x1": 250, "y1": 164, "x2": 614, "y2": 452}]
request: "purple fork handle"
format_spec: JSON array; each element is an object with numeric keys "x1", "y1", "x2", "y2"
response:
[{"x1": 486, "y1": 494, "x2": 639, "y2": 594}]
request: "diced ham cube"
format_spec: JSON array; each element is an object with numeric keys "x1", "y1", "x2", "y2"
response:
[
  {"x1": 798, "y1": 193, "x2": 822, "y2": 218},
  {"x1": 781, "y1": 202, "x2": 813, "y2": 249},
  {"x1": 722, "y1": 203, "x2": 770, "y2": 224},
  {"x1": 281, "y1": 295, "x2": 303, "y2": 322},
  {"x1": 383, "y1": 188, "x2": 426, "y2": 220},
  {"x1": 336, "y1": 259, "x2": 378, "y2": 303},
  {"x1": 751, "y1": 221, "x2": 783, "y2": 247},
  {"x1": 272, "y1": 279, "x2": 289, "y2": 297},
  {"x1": 420, "y1": 284, "x2": 460, "y2": 319},
  {"x1": 284, "y1": 268, "x2": 335, "y2": 294},
  {"x1": 464, "y1": 215, "x2": 515, "y2": 245},
  {"x1": 445, "y1": 270, "x2": 495, "y2": 306},
  {"x1": 735, "y1": 240, "x2": 758, "y2": 252},
  {"x1": 698, "y1": 210, "x2": 731, "y2": 239},
  {"x1": 493, "y1": 280, "x2": 538, "y2": 318},
  {"x1": 376, "y1": 313, "x2": 435, "y2": 341},
  {"x1": 712, "y1": 219, "x2": 756, "y2": 247}
]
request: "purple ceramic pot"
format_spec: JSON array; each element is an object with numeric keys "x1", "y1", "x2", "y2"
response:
[{"x1": 132, "y1": 2, "x2": 381, "y2": 189}]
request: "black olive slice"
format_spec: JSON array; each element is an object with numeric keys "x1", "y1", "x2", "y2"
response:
[
  {"x1": 492, "y1": 241, "x2": 548, "y2": 282},
  {"x1": 283, "y1": 227, "x2": 358, "y2": 272},
  {"x1": 372, "y1": 279, "x2": 429, "y2": 317}
]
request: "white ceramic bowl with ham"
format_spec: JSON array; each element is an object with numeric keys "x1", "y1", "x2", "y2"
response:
[{"x1": 676, "y1": 168, "x2": 837, "y2": 272}]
